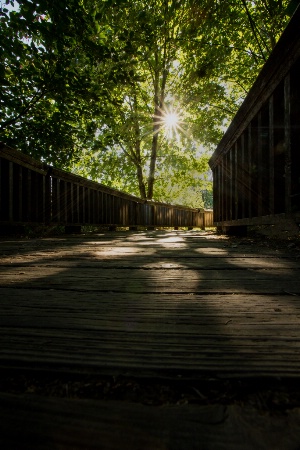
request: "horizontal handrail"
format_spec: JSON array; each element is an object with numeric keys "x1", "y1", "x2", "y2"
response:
[{"x1": 0, "y1": 143, "x2": 213, "y2": 229}]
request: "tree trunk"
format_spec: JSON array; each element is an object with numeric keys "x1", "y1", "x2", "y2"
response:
[
  {"x1": 136, "y1": 164, "x2": 147, "y2": 199},
  {"x1": 147, "y1": 109, "x2": 160, "y2": 200},
  {"x1": 147, "y1": 32, "x2": 169, "y2": 200}
]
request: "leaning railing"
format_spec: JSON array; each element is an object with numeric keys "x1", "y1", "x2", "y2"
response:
[
  {"x1": 0, "y1": 144, "x2": 213, "y2": 230},
  {"x1": 209, "y1": 6, "x2": 300, "y2": 231}
]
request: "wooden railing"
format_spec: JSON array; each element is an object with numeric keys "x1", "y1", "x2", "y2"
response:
[
  {"x1": 0, "y1": 144, "x2": 213, "y2": 231},
  {"x1": 209, "y1": 6, "x2": 300, "y2": 231}
]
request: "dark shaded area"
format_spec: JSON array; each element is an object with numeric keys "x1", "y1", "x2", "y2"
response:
[
  {"x1": 1, "y1": 371, "x2": 300, "y2": 413},
  {"x1": 2, "y1": 391, "x2": 300, "y2": 450}
]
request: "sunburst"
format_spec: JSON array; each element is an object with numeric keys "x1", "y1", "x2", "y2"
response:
[
  {"x1": 164, "y1": 111, "x2": 179, "y2": 129},
  {"x1": 153, "y1": 105, "x2": 186, "y2": 140}
]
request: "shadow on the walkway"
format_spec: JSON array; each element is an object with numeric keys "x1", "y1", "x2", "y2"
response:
[{"x1": 1, "y1": 230, "x2": 300, "y2": 378}]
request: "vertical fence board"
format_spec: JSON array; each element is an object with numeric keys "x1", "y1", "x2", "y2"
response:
[
  {"x1": 18, "y1": 166, "x2": 23, "y2": 221},
  {"x1": 284, "y1": 74, "x2": 292, "y2": 214},
  {"x1": 61, "y1": 180, "x2": 67, "y2": 223},
  {"x1": 41, "y1": 173, "x2": 45, "y2": 223},
  {"x1": 224, "y1": 152, "x2": 229, "y2": 221},
  {"x1": 269, "y1": 95, "x2": 275, "y2": 215},
  {"x1": 212, "y1": 167, "x2": 217, "y2": 222},
  {"x1": 239, "y1": 135, "x2": 245, "y2": 220},
  {"x1": 26, "y1": 170, "x2": 32, "y2": 222},
  {"x1": 220, "y1": 162, "x2": 224, "y2": 222},
  {"x1": 8, "y1": 162, "x2": 13, "y2": 221},
  {"x1": 12, "y1": 164, "x2": 22, "y2": 222},
  {"x1": 229, "y1": 148, "x2": 234, "y2": 221},
  {"x1": 290, "y1": 57, "x2": 300, "y2": 212},
  {"x1": 273, "y1": 81, "x2": 285, "y2": 214},
  {"x1": 1, "y1": 159, "x2": 9, "y2": 221},
  {"x1": 0, "y1": 158, "x2": 1, "y2": 219},
  {"x1": 45, "y1": 172, "x2": 51, "y2": 223},
  {"x1": 76, "y1": 184, "x2": 80, "y2": 224},
  {"x1": 234, "y1": 144, "x2": 238, "y2": 220},
  {"x1": 257, "y1": 111, "x2": 263, "y2": 217}
]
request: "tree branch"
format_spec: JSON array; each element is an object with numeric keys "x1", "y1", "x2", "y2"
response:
[
  {"x1": 0, "y1": 87, "x2": 48, "y2": 130},
  {"x1": 241, "y1": 0, "x2": 269, "y2": 61}
]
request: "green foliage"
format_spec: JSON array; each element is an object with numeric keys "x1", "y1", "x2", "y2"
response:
[
  {"x1": 0, "y1": 0, "x2": 291, "y2": 206},
  {"x1": 0, "y1": 0, "x2": 113, "y2": 166}
]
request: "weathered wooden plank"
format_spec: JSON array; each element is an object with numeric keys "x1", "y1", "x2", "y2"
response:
[
  {"x1": 0, "y1": 237, "x2": 298, "y2": 256},
  {"x1": 2, "y1": 288, "x2": 300, "y2": 307},
  {"x1": 0, "y1": 268, "x2": 299, "y2": 294},
  {"x1": 1, "y1": 259, "x2": 299, "y2": 271},
  {"x1": 1, "y1": 393, "x2": 300, "y2": 450},
  {"x1": 1, "y1": 266, "x2": 299, "y2": 278},
  {"x1": 1, "y1": 280, "x2": 299, "y2": 294},
  {"x1": 2, "y1": 344, "x2": 300, "y2": 377},
  {"x1": 1, "y1": 283, "x2": 300, "y2": 377}
]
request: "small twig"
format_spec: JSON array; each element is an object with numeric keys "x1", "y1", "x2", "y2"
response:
[{"x1": 192, "y1": 387, "x2": 206, "y2": 400}]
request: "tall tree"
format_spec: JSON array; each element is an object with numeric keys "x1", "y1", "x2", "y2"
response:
[
  {"x1": 0, "y1": 0, "x2": 291, "y2": 206},
  {"x1": 72, "y1": 0, "x2": 226, "y2": 200}
]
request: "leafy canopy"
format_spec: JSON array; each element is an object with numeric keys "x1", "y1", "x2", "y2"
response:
[{"x1": 0, "y1": 0, "x2": 291, "y2": 206}]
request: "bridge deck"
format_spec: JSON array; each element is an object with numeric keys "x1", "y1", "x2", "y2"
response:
[
  {"x1": 1, "y1": 230, "x2": 300, "y2": 378},
  {"x1": 1, "y1": 230, "x2": 300, "y2": 448}
]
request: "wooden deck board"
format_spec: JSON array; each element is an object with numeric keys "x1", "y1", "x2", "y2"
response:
[
  {"x1": 1, "y1": 230, "x2": 300, "y2": 378},
  {"x1": 1, "y1": 392, "x2": 300, "y2": 450}
]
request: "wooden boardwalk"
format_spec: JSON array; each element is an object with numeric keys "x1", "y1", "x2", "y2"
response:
[
  {"x1": 1, "y1": 230, "x2": 300, "y2": 378},
  {"x1": 1, "y1": 229, "x2": 300, "y2": 449}
]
